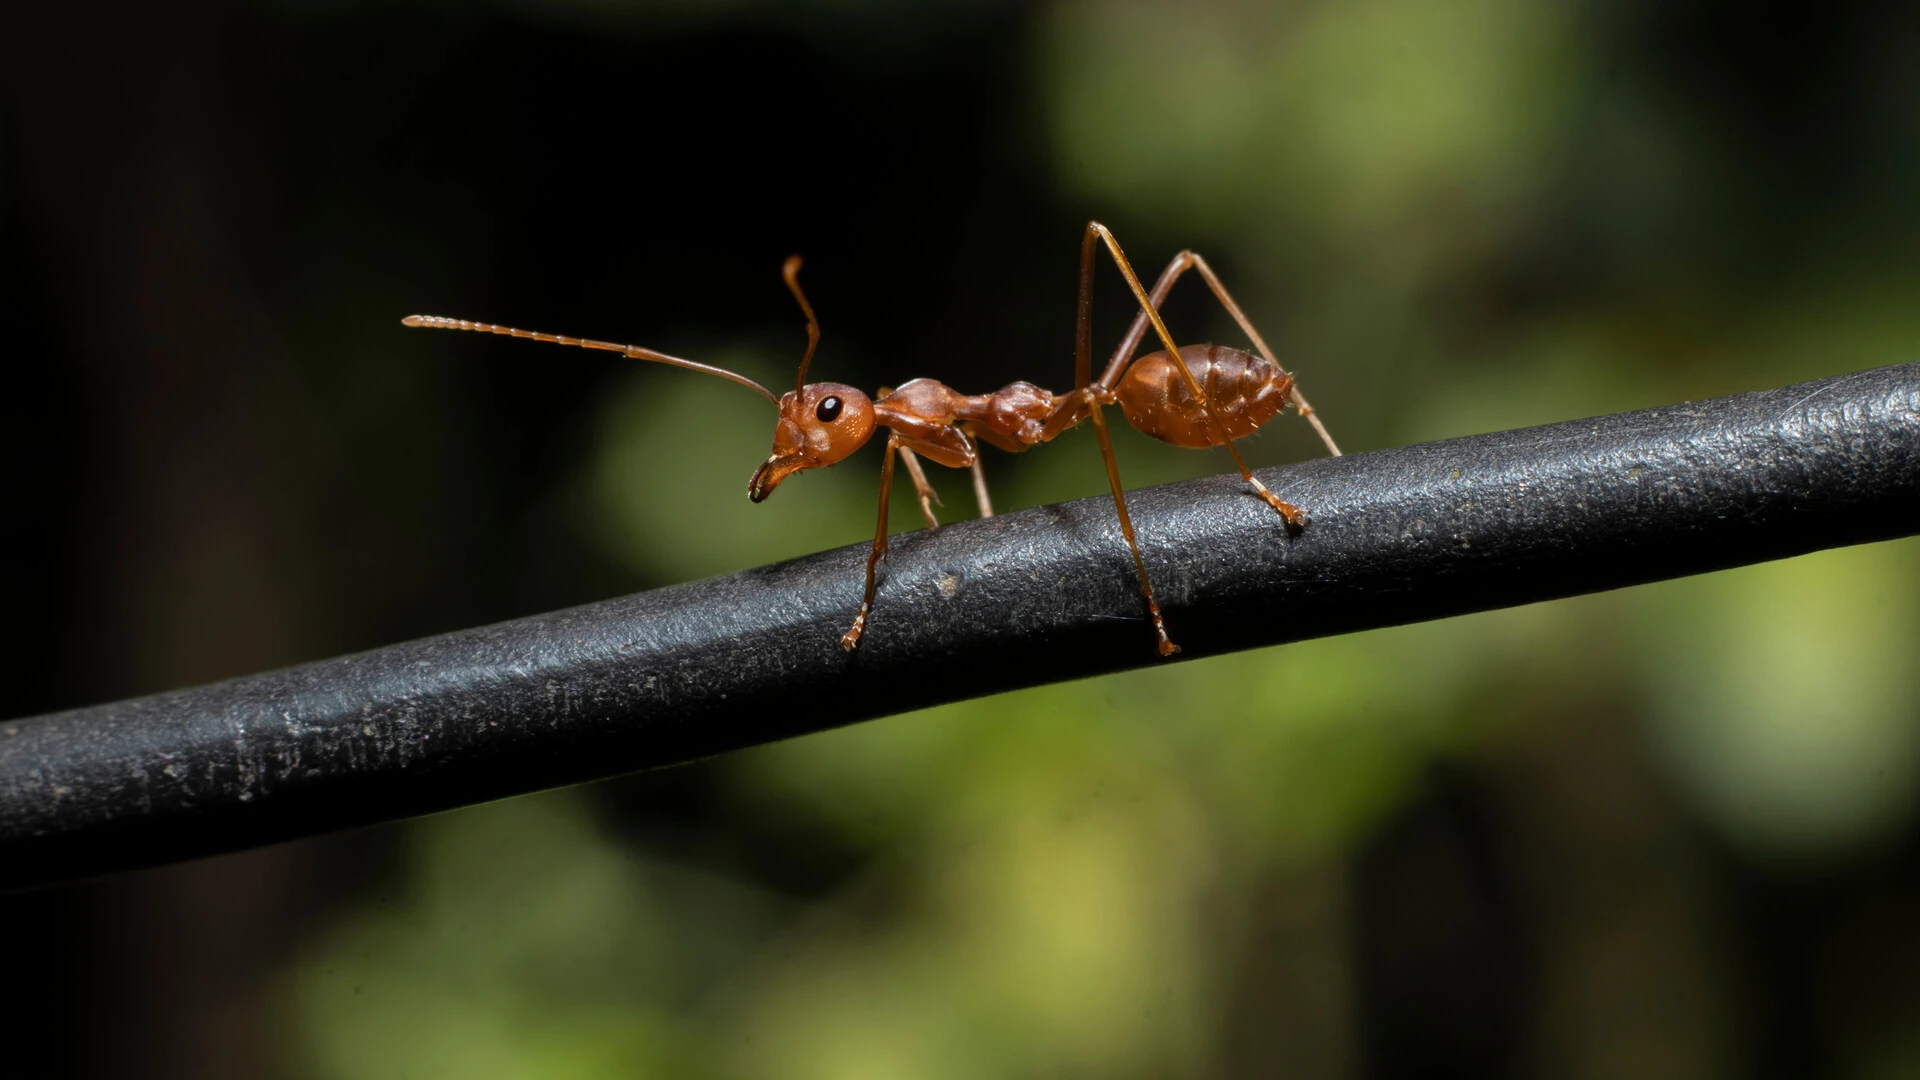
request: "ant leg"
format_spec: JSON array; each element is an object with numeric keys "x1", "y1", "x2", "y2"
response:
[
  {"x1": 1097, "y1": 251, "x2": 1341, "y2": 457},
  {"x1": 1095, "y1": 251, "x2": 1193, "y2": 391},
  {"x1": 841, "y1": 434, "x2": 901, "y2": 652},
  {"x1": 955, "y1": 425, "x2": 995, "y2": 518},
  {"x1": 1222, "y1": 441, "x2": 1309, "y2": 530},
  {"x1": 1069, "y1": 228, "x2": 1176, "y2": 654},
  {"x1": 1080, "y1": 223, "x2": 1311, "y2": 530},
  {"x1": 1184, "y1": 254, "x2": 1341, "y2": 457},
  {"x1": 897, "y1": 447, "x2": 943, "y2": 530},
  {"x1": 1088, "y1": 400, "x2": 1178, "y2": 656},
  {"x1": 969, "y1": 457, "x2": 994, "y2": 519}
]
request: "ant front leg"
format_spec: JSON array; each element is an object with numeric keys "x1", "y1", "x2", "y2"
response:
[{"x1": 841, "y1": 434, "x2": 902, "y2": 652}]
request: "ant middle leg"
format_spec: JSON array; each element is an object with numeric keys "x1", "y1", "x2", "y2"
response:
[
  {"x1": 897, "y1": 447, "x2": 944, "y2": 531},
  {"x1": 969, "y1": 457, "x2": 994, "y2": 519},
  {"x1": 956, "y1": 424, "x2": 995, "y2": 518},
  {"x1": 902, "y1": 426, "x2": 997, "y2": 528}
]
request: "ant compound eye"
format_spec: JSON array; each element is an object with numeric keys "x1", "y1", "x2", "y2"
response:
[{"x1": 816, "y1": 396, "x2": 844, "y2": 423}]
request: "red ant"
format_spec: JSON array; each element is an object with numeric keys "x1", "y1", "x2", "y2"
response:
[{"x1": 404, "y1": 222, "x2": 1340, "y2": 656}]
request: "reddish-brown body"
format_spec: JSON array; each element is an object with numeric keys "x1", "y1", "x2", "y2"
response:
[
  {"x1": 1118, "y1": 345, "x2": 1294, "y2": 447},
  {"x1": 404, "y1": 222, "x2": 1340, "y2": 657}
]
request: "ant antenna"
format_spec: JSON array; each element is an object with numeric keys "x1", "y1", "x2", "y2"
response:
[
  {"x1": 400, "y1": 315, "x2": 781, "y2": 407},
  {"x1": 782, "y1": 255, "x2": 821, "y2": 391}
]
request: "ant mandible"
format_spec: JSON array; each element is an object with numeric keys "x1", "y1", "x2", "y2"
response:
[{"x1": 404, "y1": 222, "x2": 1341, "y2": 657}]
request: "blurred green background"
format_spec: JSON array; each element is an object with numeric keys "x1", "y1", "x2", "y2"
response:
[{"x1": 4, "y1": 0, "x2": 1919, "y2": 1077}]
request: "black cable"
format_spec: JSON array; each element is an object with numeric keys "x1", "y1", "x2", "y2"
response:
[{"x1": 3, "y1": 363, "x2": 1917, "y2": 890}]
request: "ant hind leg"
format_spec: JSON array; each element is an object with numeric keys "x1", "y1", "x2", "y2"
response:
[
  {"x1": 1081, "y1": 224, "x2": 1310, "y2": 533},
  {"x1": 1073, "y1": 225, "x2": 1183, "y2": 655},
  {"x1": 1096, "y1": 248, "x2": 1342, "y2": 459},
  {"x1": 1183, "y1": 252, "x2": 1341, "y2": 457},
  {"x1": 1088, "y1": 407, "x2": 1179, "y2": 656}
]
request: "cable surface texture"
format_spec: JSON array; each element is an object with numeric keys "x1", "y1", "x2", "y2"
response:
[{"x1": 4, "y1": 362, "x2": 1917, "y2": 889}]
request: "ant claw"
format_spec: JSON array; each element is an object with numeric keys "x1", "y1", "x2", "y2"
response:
[
  {"x1": 841, "y1": 608, "x2": 870, "y2": 652},
  {"x1": 1253, "y1": 487, "x2": 1310, "y2": 532}
]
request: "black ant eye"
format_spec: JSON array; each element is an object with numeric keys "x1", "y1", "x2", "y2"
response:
[{"x1": 816, "y1": 396, "x2": 843, "y2": 423}]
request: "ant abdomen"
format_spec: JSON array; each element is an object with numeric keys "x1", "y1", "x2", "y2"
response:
[{"x1": 1118, "y1": 344, "x2": 1295, "y2": 448}]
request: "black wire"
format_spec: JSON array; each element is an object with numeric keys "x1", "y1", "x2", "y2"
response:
[{"x1": 3, "y1": 363, "x2": 1917, "y2": 890}]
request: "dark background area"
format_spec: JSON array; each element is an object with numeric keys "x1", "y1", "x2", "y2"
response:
[{"x1": 4, "y1": 2, "x2": 1919, "y2": 1077}]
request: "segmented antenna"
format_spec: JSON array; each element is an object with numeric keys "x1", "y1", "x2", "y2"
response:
[
  {"x1": 400, "y1": 314, "x2": 781, "y2": 406},
  {"x1": 782, "y1": 256, "x2": 821, "y2": 392}
]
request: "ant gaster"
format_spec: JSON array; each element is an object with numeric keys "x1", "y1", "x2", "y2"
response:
[{"x1": 404, "y1": 222, "x2": 1341, "y2": 656}]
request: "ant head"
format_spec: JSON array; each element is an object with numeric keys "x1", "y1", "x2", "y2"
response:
[{"x1": 749, "y1": 383, "x2": 874, "y2": 502}]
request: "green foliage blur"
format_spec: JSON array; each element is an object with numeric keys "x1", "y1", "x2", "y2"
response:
[{"x1": 280, "y1": 1, "x2": 1920, "y2": 1076}]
